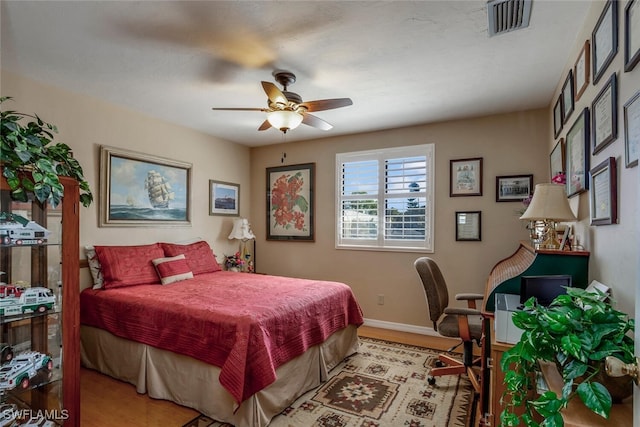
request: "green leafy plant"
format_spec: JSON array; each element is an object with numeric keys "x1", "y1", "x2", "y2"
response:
[
  {"x1": 500, "y1": 287, "x2": 634, "y2": 427},
  {"x1": 1, "y1": 96, "x2": 93, "y2": 208}
]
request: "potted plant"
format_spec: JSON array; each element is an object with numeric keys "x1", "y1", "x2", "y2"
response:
[
  {"x1": 1, "y1": 97, "x2": 93, "y2": 208},
  {"x1": 500, "y1": 287, "x2": 634, "y2": 426}
]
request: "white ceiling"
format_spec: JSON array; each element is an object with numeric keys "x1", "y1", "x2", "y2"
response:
[{"x1": 1, "y1": 1, "x2": 591, "y2": 147}]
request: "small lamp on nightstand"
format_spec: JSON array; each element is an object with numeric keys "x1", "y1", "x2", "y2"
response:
[
  {"x1": 228, "y1": 218, "x2": 255, "y2": 272},
  {"x1": 519, "y1": 183, "x2": 576, "y2": 250}
]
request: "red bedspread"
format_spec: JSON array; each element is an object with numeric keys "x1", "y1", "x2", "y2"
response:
[{"x1": 80, "y1": 272, "x2": 363, "y2": 404}]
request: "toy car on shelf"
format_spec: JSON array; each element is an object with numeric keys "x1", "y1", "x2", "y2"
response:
[
  {"x1": 0, "y1": 213, "x2": 50, "y2": 246},
  {"x1": 0, "y1": 351, "x2": 53, "y2": 391},
  {"x1": 0, "y1": 287, "x2": 55, "y2": 316}
]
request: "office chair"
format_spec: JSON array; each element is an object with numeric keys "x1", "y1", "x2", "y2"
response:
[{"x1": 414, "y1": 257, "x2": 483, "y2": 393}]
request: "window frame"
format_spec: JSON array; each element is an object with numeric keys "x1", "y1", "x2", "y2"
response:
[{"x1": 335, "y1": 144, "x2": 435, "y2": 253}]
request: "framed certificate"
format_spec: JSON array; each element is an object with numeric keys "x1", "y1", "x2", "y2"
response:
[
  {"x1": 592, "y1": 0, "x2": 618, "y2": 85},
  {"x1": 623, "y1": 91, "x2": 640, "y2": 168},
  {"x1": 574, "y1": 40, "x2": 590, "y2": 101},
  {"x1": 562, "y1": 70, "x2": 575, "y2": 123},
  {"x1": 455, "y1": 211, "x2": 481, "y2": 241},
  {"x1": 566, "y1": 108, "x2": 591, "y2": 197},
  {"x1": 625, "y1": 0, "x2": 640, "y2": 71},
  {"x1": 589, "y1": 157, "x2": 617, "y2": 226},
  {"x1": 591, "y1": 73, "x2": 618, "y2": 154}
]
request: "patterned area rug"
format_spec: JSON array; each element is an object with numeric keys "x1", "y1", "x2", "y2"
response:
[{"x1": 183, "y1": 337, "x2": 476, "y2": 427}]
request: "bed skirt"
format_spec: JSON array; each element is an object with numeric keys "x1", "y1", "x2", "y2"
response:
[{"x1": 80, "y1": 324, "x2": 359, "y2": 427}]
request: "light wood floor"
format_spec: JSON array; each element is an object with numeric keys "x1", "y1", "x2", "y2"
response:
[{"x1": 80, "y1": 326, "x2": 467, "y2": 426}]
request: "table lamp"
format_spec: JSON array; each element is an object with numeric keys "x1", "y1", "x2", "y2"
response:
[
  {"x1": 228, "y1": 218, "x2": 255, "y2": 272},
  {"x1": 519, "y1": 183, "x2": 576, "y2": 249}
]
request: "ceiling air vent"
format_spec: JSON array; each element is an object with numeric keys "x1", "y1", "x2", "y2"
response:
[{"x1": 487, "y1": 0, "x2": 532, "y2": 37}]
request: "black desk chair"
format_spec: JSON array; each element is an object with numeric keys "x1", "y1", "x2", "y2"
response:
[{"x1": 414, "y1": 257, "x2": 483, "y2": 393}]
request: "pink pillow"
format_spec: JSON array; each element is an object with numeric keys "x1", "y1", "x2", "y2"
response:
[
  {"x1": 161, "y1": 241, "x2": 221, "y2": 275},
  {"x1": 152, "y1": 254, "x2": 194, "y2": 285},
  {"x1": 95, "y1": 244, "x2": 165, "y2": 289}
]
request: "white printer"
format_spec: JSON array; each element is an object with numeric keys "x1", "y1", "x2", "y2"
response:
[{"x1": 494, "y1": 293, "x2": 524, "y2": 344}]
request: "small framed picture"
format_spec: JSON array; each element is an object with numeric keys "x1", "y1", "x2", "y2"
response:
[
  {"x1": 574, "y1": 40, "x2": 590, "y2": 101},
  {"x1": 449, "y1": 158, "x2": 483, "y2": 197},
  {"x1": 553, "y1": 96, "x2": 564, "y2": 138},
  {"x1": 589, "y1": 157, "x2": 617, "y2": 226},
  {"x1": 550, "y1": 139, "x2": 565, "y2": 179},
  {"x1": 623, "y1": 90, "x2": 640, "y2": 168},
  {"x1": 591, "y1": 73, "x2": 618, "y2": 154},
  {"x1": 566, "y1": 108, "x2": 591, "y2": 197},
  {"x1": 624, "y1": 0, "x2": 640, "y2": 72},
  {"x1": 562, "y1": 70, "x2": 575, "y2": 123},
  {"x1": 455, "y1": 211, "x2": 481, "y2": 242},
  {"x1": 592, "y1": 0, "x2": 618, "y2": 85},
  {"x1": 209, "y1": 180, "x2": 240, "y2": 216},
  {"x1": 495, "y1": 174, "x2": 533, "y2": 202}
]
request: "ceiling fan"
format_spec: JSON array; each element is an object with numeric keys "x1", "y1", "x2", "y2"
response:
[{"x1": 212, "y1": 70, "x2": 353, "y2": 133}]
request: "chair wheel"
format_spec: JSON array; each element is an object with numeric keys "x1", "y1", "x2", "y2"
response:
[
  {"x1": 428, "y1": 376, "x2": 436, "y2": 386},
  {"x1": 435, "y1": 360, "x2": 445, "y2": 367}
]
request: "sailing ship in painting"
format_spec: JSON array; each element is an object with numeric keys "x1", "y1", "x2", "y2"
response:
[{"x1": 145, "y1": 170, "x2": 175, "y2": 209}]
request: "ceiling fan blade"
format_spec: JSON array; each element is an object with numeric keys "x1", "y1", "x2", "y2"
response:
[
  {"x1": 261, "y1": 82, "x2": 288, "y2": 105},
  {"x1": 258, "y1": 120, "x2": 272, "y2": 131},
  {"x1": 302, "y1": 113, "x2": 333, "y2": 131},
  {"x1": 300, "y1": 98, "x2": 353, "y2": 112},
  {"x1": 211, "y1": 107, "x2": 268, "y2": 111}
]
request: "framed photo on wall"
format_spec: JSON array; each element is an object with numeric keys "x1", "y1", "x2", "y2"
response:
[
  {"x1": 566, "y1": 108, "x2": 591, "y2": 197},
  {"x1": 449, "y1": 157, "x2": 483, "y2": 197},
  {"x1": 495, "y1": 174, "x2": 533, "y2": 202},
  {"x1": 266, "y1": 163, "x2": 315, "y2": 241},
  {"x1": 455, "y1": 211, "x2": 481, "y2": 241},
  {"x1": 589, "y1": 157, "x2": 617, "y2": 225},
  {"x1": 623, "y1": 90, "x2": 640, "y2": 168},
  {"x1": 624, "y1": 0, "x2": 640, "y2": 71},
  {"x1": 209, "y1": 180, "x2": 239, "y2": 216},
  {"x1": 99, "y1": 145, "x2": 192, "y2": 227},
  {"x1": 592, "y1": 0, "x2": 618, "y2": 85}
]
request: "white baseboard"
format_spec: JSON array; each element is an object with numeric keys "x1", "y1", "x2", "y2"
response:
[{"x1": 362, "y1": 318, "x2": 440, "y2": 338}]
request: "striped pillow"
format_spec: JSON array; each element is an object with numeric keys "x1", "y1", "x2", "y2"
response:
[{"x1": 152, "y1": 254, "x2": 194, "y2": 285}]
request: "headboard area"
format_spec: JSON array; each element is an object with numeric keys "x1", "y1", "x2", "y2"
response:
[{"x1": 79, "y1": 238, "x2": 221, "y2": 293}]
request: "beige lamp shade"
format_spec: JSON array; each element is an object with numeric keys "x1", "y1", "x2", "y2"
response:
[
  {"x1": 519, "y1": 183, "x2": 576, "y2": 221},
  {"x1": 228, "y1": 218, "x2": 255, "y2": 240}
]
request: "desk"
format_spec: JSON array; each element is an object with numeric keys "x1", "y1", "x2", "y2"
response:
[
  {"x1": 480, "y1": 241, "x2": 590, "y2": 426},
  {"x1": 539, "y1": 362, "x2": 632, "y2": 426}
]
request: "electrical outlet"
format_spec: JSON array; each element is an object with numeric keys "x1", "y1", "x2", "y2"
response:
[{"x1": 377, "y1": 294, "x2": 384, "y2": 305}]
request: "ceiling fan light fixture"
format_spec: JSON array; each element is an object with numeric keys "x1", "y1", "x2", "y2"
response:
[{"x1": 267, "y1": 110, "x2": 303, "y2": 133}]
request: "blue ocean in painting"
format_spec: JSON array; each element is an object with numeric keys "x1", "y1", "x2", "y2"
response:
[{"x1": 109, "y1": 205, "x2": 187, "y2": 221}]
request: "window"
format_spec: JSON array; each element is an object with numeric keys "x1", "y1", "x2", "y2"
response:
[{"x1": 336, "y1": 144, "x2": 434, "y2": 252}]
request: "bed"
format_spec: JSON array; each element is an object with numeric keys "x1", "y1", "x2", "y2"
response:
[{"x1": 79, "y1": 241, "x2": 363, "y2": 427}]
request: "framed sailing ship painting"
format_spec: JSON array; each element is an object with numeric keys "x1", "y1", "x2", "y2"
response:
[{"x1": 99, "y1": 145, "x2": 192, "y2": 227}]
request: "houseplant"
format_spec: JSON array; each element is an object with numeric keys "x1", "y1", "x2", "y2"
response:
[
  {"x1": 500, "y1": 287, "x2": 634, "y2": 426},
  {"x1": 1, "y1": 97, "x2": 93, "y2": 208}
]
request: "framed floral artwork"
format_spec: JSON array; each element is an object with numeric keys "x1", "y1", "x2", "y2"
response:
[{"x1": 266, "y1": 163, "x2": 315, "y2": 241}]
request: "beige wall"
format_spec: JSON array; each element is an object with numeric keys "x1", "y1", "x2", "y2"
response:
[
  {"x1": 6, "y1": 1, "x2": 637, "y2": 332},
  {"x1": 1, "y1": 71, "x2": 251, "y2": 280},
  {"x1": 548, "y1": 1, "x2": 639, "y2": 320},
  {"x1": 250, "y1": 110, "x2": 550, "y2": 328}
]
